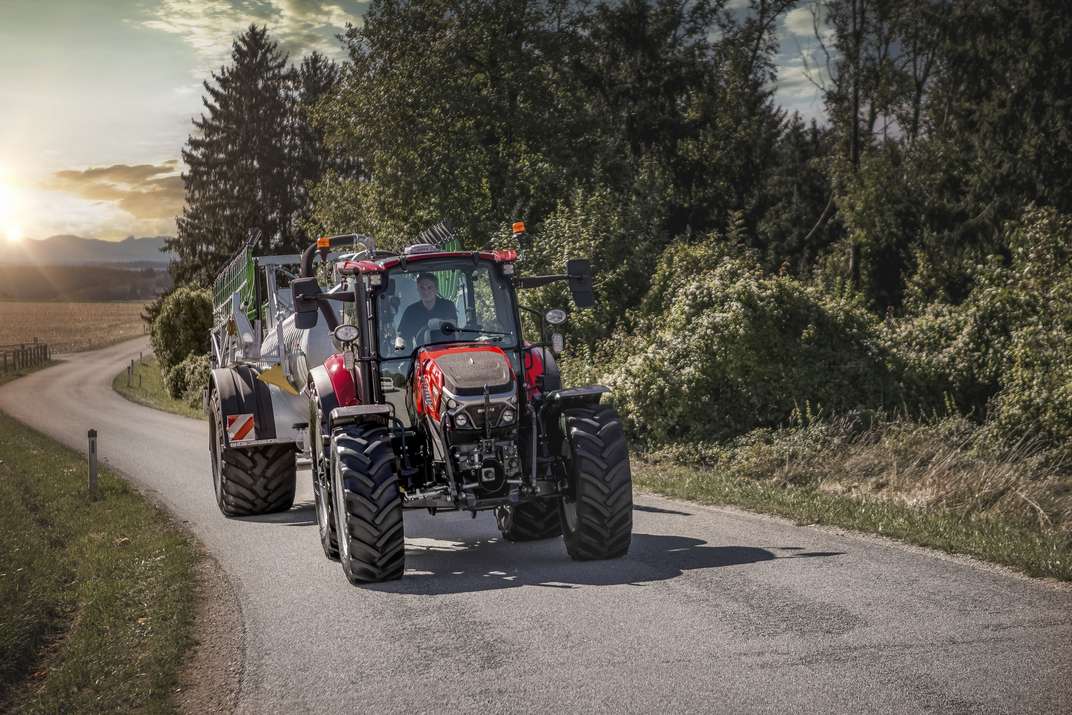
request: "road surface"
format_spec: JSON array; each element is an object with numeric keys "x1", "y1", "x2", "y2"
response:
[{"x1": 1, "y1": 338, "x2": 1069, "y2": 713}]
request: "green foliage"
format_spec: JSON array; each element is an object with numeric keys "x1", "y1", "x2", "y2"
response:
[
  {"x1": 600, "y1": 241, "x2": 900, "y2": 442},
  {"x1": 163, "y1": 353, "x2": 212, "y2": 406},
  {"x1": 521, "y1": 165, "x2": 673, "y2": 349},
  {"x1": 887, "y1": 206, "x2": 1072, "y2": 451},
  {"x1": 150, "y1": 286, "x2": 212, "y2": 374}
]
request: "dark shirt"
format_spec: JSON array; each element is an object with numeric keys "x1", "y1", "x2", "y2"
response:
[{"x1": 398, "y1": 297, "x2": 459, "y2": 344}]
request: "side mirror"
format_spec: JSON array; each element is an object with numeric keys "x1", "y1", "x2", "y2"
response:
[
  {"x1": 566, "y1": 259, "x2": 595, "y2": 308},
  {"x1": 291, "y1": 277, "x2": 321, "y2": 330}
]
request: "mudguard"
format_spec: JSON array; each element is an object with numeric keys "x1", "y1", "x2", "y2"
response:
[
  {"x1": 525, "y1": 346, "x2": 562, "y2": 397},
  {"x1": 210, "y1": 366, "x2": 276, "y2": 443},
  {"x1": 308, "y1": 356, "x2": 373, "y2": 432},
  {"x1": 210, "y1": 366, "x2": 307, "y2": 447},
  {"x1": 539, "y1": 385, "x2": 609, "y2": 428}
]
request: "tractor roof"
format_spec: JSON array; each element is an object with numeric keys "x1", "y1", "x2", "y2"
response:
[{"x1": 339, "y1": 248, "x2": 517, "y2": 275}]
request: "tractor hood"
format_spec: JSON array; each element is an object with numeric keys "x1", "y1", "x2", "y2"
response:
[{"x1": 424, "y1": 345, "x2": 514, "y2": 396}]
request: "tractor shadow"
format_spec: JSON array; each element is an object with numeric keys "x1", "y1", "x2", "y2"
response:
[
  {"x1": 238, "y1": 500, "x2": 316, "y2": 526},
  {"x1": 367, "y1": 515, "x2": 843, "y2": 595}
]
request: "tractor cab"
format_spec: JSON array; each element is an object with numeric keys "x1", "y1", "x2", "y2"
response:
[{"x1": 341, "y1": 249, "x2": 526, "y2": 430}]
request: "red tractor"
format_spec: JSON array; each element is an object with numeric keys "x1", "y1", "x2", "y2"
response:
[{"x1": 208, "y1": 227, "x2": 632, "y2": 584}]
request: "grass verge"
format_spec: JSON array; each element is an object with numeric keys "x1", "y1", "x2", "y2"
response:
[
  {"x1": 112, "y1": 356, "x2": 204, "y2": 421},
  {"x1": 635, "y1": 415, "x2": 1072, "y2": 582},
  {"x1": 0, "y1": 411, "x2": 199, "y2": 712}
]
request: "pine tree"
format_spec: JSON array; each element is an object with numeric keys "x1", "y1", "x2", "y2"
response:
[
  {"x1": 292, "y1": 51, "x2": 343, "y2": 240},
  {"x1": 169, "y1": 25, "x2": 299, "y2": 286}
]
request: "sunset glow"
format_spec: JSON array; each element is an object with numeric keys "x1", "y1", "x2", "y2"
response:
[{"x1": 0, "y1": 169, "x2": 23, "y2": 243}]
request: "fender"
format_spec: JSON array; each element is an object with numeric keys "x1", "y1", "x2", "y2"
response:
[
  {"x1": 523, "y1": 346, "x2": 562, "y2": 398},
  {"x1": 309, "y1": 354, "x2": 366, "y2": 430},
  {"x1": 209, "y1": 365, "x2": 277, "y2": 443},
  {"x1": 539, "y1": 385, "x2": 609, "y2": 432}
]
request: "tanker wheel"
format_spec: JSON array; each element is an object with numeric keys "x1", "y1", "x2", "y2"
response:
[
  {"x1": 331, "y1": 423, "x2": 405, "y2": 583},
  {"x1": 496, "y1": 500, "x2": 562, "y2": 542},
  {"x1": 558, "y1": 404, "x2": 633, "y2": 560},
  {"x1": 209, "y1": 390, "x2": 296, "y2": 517}
]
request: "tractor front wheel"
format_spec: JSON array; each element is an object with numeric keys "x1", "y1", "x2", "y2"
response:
[
  {"x1": 330, "y1": 423, "x2": 405, "y2": 583},
  {"x1": 559, "y1": 405, "x2": 632, "y2": 560}
]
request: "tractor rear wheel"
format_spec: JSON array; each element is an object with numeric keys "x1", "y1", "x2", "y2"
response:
[
  {"x1": 331, "y1": 423, "x2": 405, "y2": 583},
  {"x1": 209, "y1": 391, "x2": 296, "y2": 516},
  {"x1": 559, "y1": 405, "x2": 632, "y2": 560},
  {"x1": 496, "y1": 500, "x2": 562, "y2": 541}
]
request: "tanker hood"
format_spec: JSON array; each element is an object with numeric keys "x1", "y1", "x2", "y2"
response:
[{"x1": 430, "y1": 348, "x2": 513, "y2": 396}]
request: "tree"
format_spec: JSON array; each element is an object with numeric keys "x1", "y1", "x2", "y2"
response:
[
  {"x1": 292, "y1": 51, "x2": 343, "y2": 240},
  {"x1": 311, "y1": 0, "x2": 594, "y2": 248},
  {"x1": 169, "y1": 25, "x2": 301, "y2": 286}
]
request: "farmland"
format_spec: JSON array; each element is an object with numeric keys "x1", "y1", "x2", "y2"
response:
[{"x1": 0, "y1": 301, "x2": 148, "y2": 353}]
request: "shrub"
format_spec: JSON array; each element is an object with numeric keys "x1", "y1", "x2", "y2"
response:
[
  {"x1": 886, "y1": 206, "x2": 1072, "y2": 446},
  {"x1": 163, "y1": 353, "x2": 211, "y2": 407},
  {"x1": 150, "y1": 286, "x2": 212, "y2": 373},
  {"x1": 599, "y1": 241, "x2": 902, "y2": 443}
]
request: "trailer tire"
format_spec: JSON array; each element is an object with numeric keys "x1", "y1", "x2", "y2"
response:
[
  {"x1": 496, "y1": 500, "x2": 562, "y2": 541},
  {"x1": 558, "y1": 405, "x2": 632, "y2": 560},
  {"x1": 209, "y1": 390, "x2": 296, "y2": 516},
  {"x1": 331, "y1": 424, "x2": 405, "y2": 583}
]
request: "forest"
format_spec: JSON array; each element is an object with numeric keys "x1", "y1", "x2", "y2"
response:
[{"x1": 160, "y1": 0, "x2": 1072, "y2": 553}]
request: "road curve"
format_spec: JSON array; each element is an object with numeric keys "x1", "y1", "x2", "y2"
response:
[{"x1": 1, "y1": 338, "x2": 1069, "y2": 713}]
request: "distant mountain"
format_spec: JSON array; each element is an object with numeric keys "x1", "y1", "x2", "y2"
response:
[{"x1": 0, "y1": 235, "x2": 173, "y2": 265}]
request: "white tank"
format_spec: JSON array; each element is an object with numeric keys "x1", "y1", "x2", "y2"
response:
[{"x1": 259, "y1": 308, "x2": 337, "y2": 391}]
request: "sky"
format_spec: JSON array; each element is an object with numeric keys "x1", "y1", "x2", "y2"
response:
[{"x1": 0, "y1": 0, "x2": 827, "y2": 244}]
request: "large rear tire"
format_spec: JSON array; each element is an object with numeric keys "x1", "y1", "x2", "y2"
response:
[
  {"x1": 496, "y1": 500, "x2": 562, "y2": 541},
  {"x1": 558, "y1": 405, "x2": 632, "y2": 560},
  {"x1": 331, "y1": 424, "x2": 405, "y2": 583},
  {"x1": 209, "y1": 391, "x2": 296, "y2": 516}
]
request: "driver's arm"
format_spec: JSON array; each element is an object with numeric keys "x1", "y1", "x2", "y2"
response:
[{"x1": 397, "y1": 304, "x2": 421, "y2": 343}]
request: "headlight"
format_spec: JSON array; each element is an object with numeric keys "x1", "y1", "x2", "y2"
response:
[
  {"x1": 333, "y1": 324, "x2": 359, "y2": 343},
  {"x1": 501, "y1": 408, "x2": 515, "y2": 424},
  {"x1": 454, "y1": 413, "x2": 470, "y2": 428}
]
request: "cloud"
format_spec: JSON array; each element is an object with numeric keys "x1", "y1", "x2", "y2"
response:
[
  {"x1": 44, "y1": 162, "x2": 184, "y2": 222},
  {"x1": 138, "y1": 0, "x2": 369, "y2": 75}
]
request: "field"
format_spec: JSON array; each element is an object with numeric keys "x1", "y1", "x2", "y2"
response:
[{"x1": 0, "y1": 302, "x2": 148, "y2": 353}]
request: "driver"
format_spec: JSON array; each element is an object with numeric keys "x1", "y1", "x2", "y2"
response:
[{"x1": 397, "y1": 272, "x2": 459, "y2": 346}]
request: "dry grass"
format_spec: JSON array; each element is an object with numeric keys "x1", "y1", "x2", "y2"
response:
[
  {"x1": 0, "y1": 302, "x2": 147, "y2": 353},
  {"x1": 640, "y1": 414, "x2": 1072, "y2": 579}
]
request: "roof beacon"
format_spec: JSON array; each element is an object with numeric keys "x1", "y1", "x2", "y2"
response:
[{"x1": 404, "y1": 243, "x2": 438, "y2": 255}]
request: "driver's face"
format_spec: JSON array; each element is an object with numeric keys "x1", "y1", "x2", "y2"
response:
[{"x1": 417, "y1": 279, "x2": 437, "y2": 304}]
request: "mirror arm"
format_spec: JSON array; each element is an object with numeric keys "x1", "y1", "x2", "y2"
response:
[{"x1": 515, "y1": 274, "x2": 568, "y2": 289}]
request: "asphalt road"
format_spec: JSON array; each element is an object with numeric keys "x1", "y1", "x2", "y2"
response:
[{"x1": 1, "y1": 337, "x2": 1069, "y2": 714}]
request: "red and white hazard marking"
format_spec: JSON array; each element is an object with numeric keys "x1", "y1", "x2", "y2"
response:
[{"x1": 226, "y1": 413, "x2": 256, "y2": 442}]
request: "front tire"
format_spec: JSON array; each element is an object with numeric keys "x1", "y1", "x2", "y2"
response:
[
  {"x1": 209, "y1": 390, "x2": 296, "y2": 516},
  {"x1": 331, "y1": 423, "x2": 405, "y2": 583},
  {"x1": 496, "y1": 500, "x2": 562, "y2": 541},
  {"x1": 559, "y1": 405, "x2": 632, "y2": 560}
]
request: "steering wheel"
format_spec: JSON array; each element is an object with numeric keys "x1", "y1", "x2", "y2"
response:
[{"x1": 413, "y1": 319, "x2": 459, "y2": 348}]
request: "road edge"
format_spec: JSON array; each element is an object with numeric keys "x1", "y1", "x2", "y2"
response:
[{"x1": 636, "y1": 489, "x2": 1072, "y2": 593}]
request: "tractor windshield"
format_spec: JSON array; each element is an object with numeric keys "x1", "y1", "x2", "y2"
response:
[
  {"x1": 378, "y1": 259, "x2": 519, "y2": 356},
  {"x1": 376, "y1": 258, "x2": 519, "y2": 427}
]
